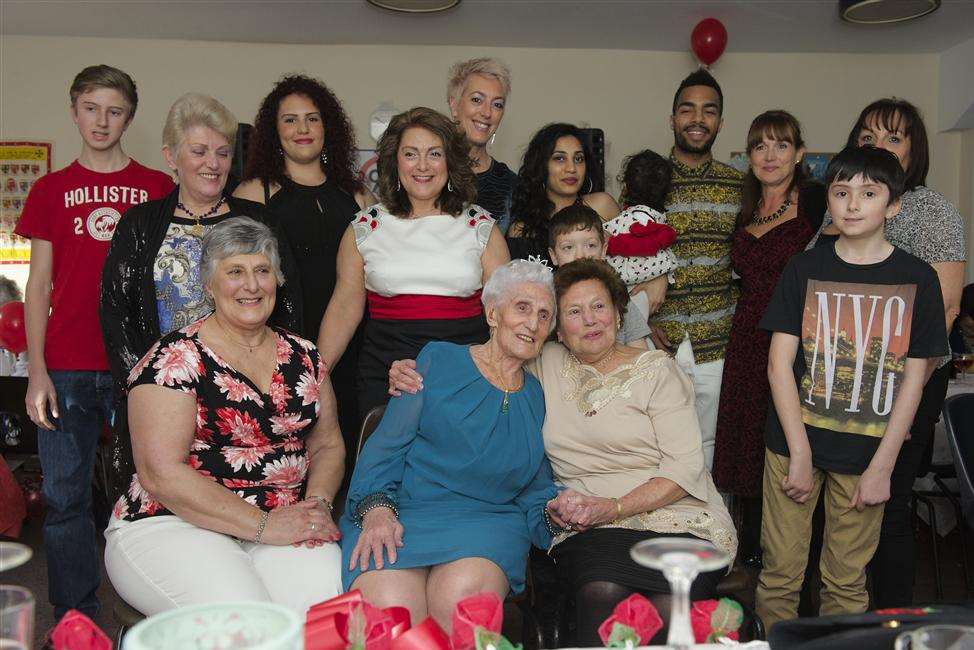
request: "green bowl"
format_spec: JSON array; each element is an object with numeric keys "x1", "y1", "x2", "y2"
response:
[{"x1": 122, "y1": 601, "x2": 302, "y2": 650}]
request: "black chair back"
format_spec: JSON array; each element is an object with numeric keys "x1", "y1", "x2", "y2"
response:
[
  {"x1": 356, "y1": 406, "x2": 386, "y2": 458},
  {"x1": 943, "y1": 393, "x2": 974, "y2": 527}
]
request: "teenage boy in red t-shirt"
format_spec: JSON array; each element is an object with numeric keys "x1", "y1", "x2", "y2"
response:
[{"x1": 14, "y1": 65, "x2": 173, "y2": 621}]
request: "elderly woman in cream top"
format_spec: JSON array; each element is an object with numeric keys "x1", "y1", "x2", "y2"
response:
[{"x1": 391, "y1": 258, "x2": 735, "y2": 646}]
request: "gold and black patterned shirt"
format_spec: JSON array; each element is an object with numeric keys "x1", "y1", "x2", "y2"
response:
[{"x1": 652, "y1": 151, "x2": 743, "y2": 364}]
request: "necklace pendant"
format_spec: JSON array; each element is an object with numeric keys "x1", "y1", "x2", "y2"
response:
[
  {"x1": 501, "y1": 391, "x2": 510, "y2": 414},
  {"x1": 192, "y1": 222, "x2": 204, "y2": 237}
]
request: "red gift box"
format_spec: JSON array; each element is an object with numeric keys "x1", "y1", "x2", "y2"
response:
[
  {"x1": 450, "y1": 592, "x2": 503, "y2": 650},
  {"x1": 47, "y1": 609, "x2": 112, "y2": 650},
  {"x1": 306, "y1": 590, "x2": 410, "y2": 650},
  {"x1": 391, "y1": 617, "x2": 450, "y2": 650},
  {"x1": 597, "y1": 593, "x2": 663, "y2": 646}
]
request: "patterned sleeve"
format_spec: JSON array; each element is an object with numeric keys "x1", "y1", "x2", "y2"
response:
[
  {"x1": 463, "y1": 204, "x2": 496, "y2": 251},
  {"x1": 907, "y1": 188, "x2": 966, "y2": 263},
  {"x1": 126, "y1": 333, "x2": 205, "y2": 396}
]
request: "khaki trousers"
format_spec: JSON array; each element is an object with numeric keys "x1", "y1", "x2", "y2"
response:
[{"x1": 755, "y1": 449, "x2": 885, "y2": 630}]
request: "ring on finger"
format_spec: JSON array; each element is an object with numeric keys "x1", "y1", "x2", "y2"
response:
[{"x1": 310, "y1": 522, "x2": 317, "y2": 532}]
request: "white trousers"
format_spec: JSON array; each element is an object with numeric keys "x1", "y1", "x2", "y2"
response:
[
  {"x1": 673, "y1": 338, "x2": 724, "y2": 471},
  {"x1": 104, "y1": 515, "x2": 343, "y2": 617}
]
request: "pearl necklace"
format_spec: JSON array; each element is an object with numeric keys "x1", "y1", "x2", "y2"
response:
[{"x1": 751, "y1": 198, "x2": 792, "y2": 226}]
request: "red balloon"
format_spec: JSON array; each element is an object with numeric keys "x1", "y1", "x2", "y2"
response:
[
  {"x1": 691, "y1": 18, "x2": 728, "y2": 66},
  {"x1": 0, "y1": 300, "x2": 26, "y2": 354}
]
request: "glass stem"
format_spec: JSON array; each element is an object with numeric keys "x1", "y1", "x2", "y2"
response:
[{"x1": 666, "y1": 572, "x2": 696, "y2": 649}]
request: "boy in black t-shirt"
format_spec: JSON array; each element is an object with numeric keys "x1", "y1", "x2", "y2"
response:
[{"x1": 754, "y1": 147, "x2": 947, "y2": 629}]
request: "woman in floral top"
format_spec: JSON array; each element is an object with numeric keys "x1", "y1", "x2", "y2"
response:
[{"x1": 104, "y1": 217, "x2": 346, "y2": 616}]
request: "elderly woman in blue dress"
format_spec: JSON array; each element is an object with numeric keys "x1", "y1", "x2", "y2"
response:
[{"x1": 339, "y1": 259, "x2": 568, "y2": 630}]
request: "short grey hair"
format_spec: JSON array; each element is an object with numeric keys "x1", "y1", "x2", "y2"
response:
[
  {"x1": 200, "y1": 217, "x2": 284, "y2": 287},
  {"x1": 447, "y1": 57, "x2": 512, "y2": 108},
  {"x1": 162, "y1": 92, "x2": 237, "y2": 152},
  {"x1": 482, "y1": 259, "x2": 556, "y2": 329}
]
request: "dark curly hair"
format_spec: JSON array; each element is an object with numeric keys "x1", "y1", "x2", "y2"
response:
[
  {"x1": 243, "y1": 74, "x2": 362, "y2": 196},
  {"x1": 618, "y1": 149, "x2": 671, "y2": 211},
  {"x1": 510, "y1": 123, "x2": 595, "y2": 247},
  {"x1": 553, "y1": 258, "x2": 629, "y2": 324},
  {"x1": 375, "y1": 107, "x2": 475, "y2": 217}
]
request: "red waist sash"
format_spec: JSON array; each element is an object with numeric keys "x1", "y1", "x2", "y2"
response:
[{"x1": 367, "y1": 290, "x2": 483, "y2": 320}]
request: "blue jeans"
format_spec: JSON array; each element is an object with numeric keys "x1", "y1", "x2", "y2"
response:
[{"x1": 38, "y1": 370, "x2": 114, "y2": 620}]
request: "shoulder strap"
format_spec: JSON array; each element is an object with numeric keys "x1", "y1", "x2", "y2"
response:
[{"x1": 262, "y1": 177, "x2": 271, "y2": 204}]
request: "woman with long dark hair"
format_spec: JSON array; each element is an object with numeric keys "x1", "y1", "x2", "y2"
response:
[
  {"x1": 711, "y1": 110, "x2": 825, "y2": 566},
  {"x1": 507, "y1": 123, "x2": 619, "y2": 264},
  {"x1": 234, "y1": 74, "x2": 374, "y2": 451},
  {"x1": 809, "y1": 98, "x2": 967, "y2": 607}
]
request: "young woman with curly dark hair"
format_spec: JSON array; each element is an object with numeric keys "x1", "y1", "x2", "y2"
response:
[
  {"x1": 507, "y1": 123, "x2": 619, "y2": 264},
  {"x1": 317, "y1": 107, "x2": 510, "y2": 418},
  {"x1": 234, "y1": 74, "x2": 375, "y2": 452}
]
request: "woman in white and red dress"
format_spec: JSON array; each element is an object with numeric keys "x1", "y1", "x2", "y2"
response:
[{"x1": 318, "y1": 107, "x2": 510, "y2": 418}]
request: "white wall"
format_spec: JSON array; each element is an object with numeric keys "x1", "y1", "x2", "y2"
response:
[
  {"x1": 940, "y1": 35, "x2": 974, "y2": 131},
  {"x1": 0, "y1": 35, "x2": 969, "y2": 288}
]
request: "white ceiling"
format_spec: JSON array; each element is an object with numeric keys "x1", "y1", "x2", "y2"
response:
[{"x1": 2, "y1": 0, "x2": 973, "y2": 54}]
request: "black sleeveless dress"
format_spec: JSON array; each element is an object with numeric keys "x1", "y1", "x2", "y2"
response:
[{"x1": 264, "y1": 177, "x2": 364, "y2": 453}]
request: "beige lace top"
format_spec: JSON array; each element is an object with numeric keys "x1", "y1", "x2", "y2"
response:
[{"x1": 529, "y1": 343, "x2": 737, "y2": 559}]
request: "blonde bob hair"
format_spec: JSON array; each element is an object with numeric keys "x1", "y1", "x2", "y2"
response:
[
  {"x1": 446, "y1": 58, "x2": 512, "y2": 108},
  {"x1": 162, "y1": 93, "x2": 237, "y2": 152}
]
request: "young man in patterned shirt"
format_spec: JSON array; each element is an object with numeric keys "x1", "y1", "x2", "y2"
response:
[{"x1": 645, "y1": 70, "x2": 743, "y2": 469}]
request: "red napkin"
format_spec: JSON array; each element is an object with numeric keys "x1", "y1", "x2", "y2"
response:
[
  {"x1": 606, "y1": 222, "x2": 677, "y2": 257},
  {"x1": 597, "y1": 593, "x2": 663, "y2": 647},
  {"x1": 305, "y1": 590, "x2": 410, "y2": 650},
  {"x1": 391, "y1": 617, "x2": 451, "y2": 650},
  {"x1": 450, "y1": 592, "x2": 503, "y2": 650},
  {"x1": 47, "y1": 609, "x2": 111, "y2": 650},
  {"x1": 690, "y1": 598, "x2": 742, "y2": 643}
]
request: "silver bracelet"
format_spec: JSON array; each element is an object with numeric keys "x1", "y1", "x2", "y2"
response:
[
  {"x1": 354, "y1": 493, "x2": 399, "y2": 528},
  {"x1": 254, "y1": 510, "x2": 270, "y2": 544},
  {"x1": 309, "y1": 495, "x2": 333, "y2": 513}
]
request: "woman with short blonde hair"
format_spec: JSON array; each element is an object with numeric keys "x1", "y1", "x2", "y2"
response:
[
  {"x1": 162, "y1": 92, "x2": 237, "y2": 153},
  {"x1": 446, "y1": 57, "x2": 518, "y2": 233},
  {"x1": 101, "y1": 93, "x2": 302, "y2": 505}
]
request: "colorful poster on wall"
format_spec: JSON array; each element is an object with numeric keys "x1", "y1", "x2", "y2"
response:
[
  {"x1": 0, "y1": 141, "x2": 52, "y2": 264},
  {"x1": 356, "y1": 149, "x2": 379, "y2": 197}
]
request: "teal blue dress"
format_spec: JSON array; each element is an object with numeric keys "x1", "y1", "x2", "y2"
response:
[{"x1": 340, "y1": 342, "x2": 557, "y2": 593}]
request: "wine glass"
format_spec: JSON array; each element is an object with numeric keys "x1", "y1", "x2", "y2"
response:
[
  {"x1": 1, "y1": 543, "x2": 35, "y2": 649},
  {"x1": 631, "y1": 537, "x2": 731, "y2": 649},
  {"x1": 952, "y1": 353, "x2": 974, "y2": 382},
  {"x1": 0, "y1": 543, "x2": 32, "y2": 573}
]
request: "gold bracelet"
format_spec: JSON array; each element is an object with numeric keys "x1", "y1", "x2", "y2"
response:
[{"x1": 613, "y1": 497, "x2": 623, "y2": 519}]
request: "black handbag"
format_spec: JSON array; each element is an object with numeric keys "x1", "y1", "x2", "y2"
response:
[{"x1": 767, "y1": 604, "x2": 974, "y2": 649}]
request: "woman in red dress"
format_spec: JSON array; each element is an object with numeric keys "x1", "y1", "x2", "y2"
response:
[{"x1": 711, "y1": 111, "x2": 825, "y2": 564}]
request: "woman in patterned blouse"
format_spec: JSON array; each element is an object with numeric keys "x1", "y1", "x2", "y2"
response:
[{"x1": 104, "y1": 217, "x2": 346, "y2": 616}]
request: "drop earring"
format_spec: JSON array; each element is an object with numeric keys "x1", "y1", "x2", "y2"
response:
[
  {"x1": 489, "y1": 133, "x2": 496, "y2": 147},
  {"x1": 447, "y1": 179, "x2": 454, "y2": 192},
  {"x1": 320, "y1": 150, "x2": 328, "y2": 165}
]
